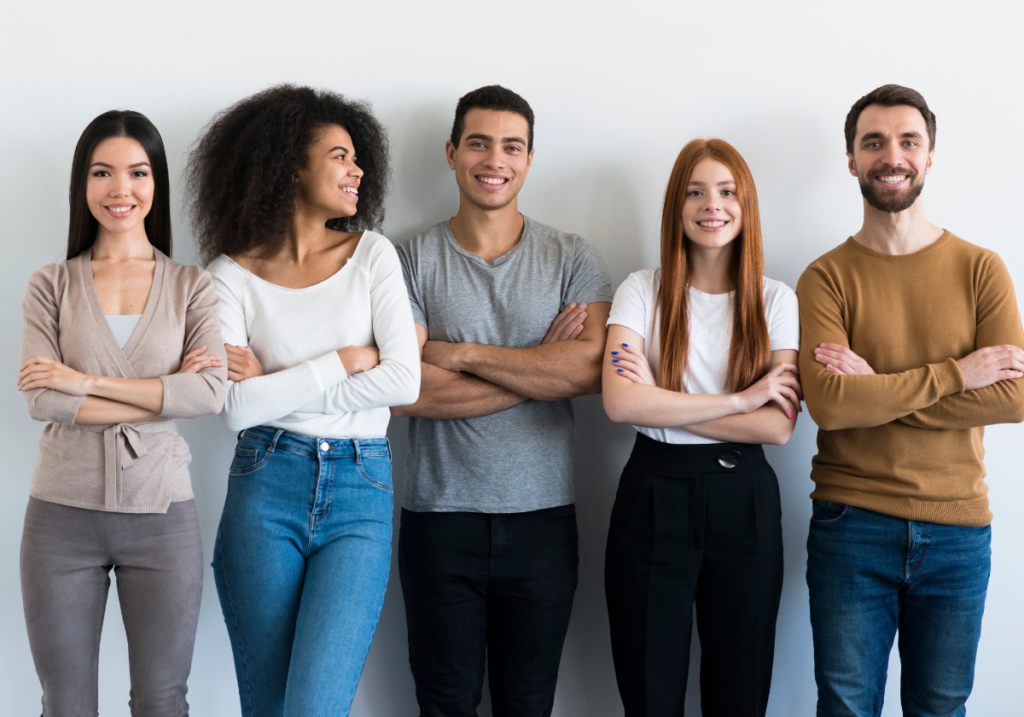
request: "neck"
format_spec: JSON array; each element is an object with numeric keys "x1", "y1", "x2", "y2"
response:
[
  {"x1": 686, "y1": 241, "x2": 734, "y2": 294},
  {"x1": 449, "y1": 194, "x2": 524, "y2": 263},
  {"x1": 283, "y1": 206, "x2": 335, "y2": 263},
  {"x1": 853, "y1": 198, "x2": 944, "y2": 255},
  {"x1": 91, "y1": 228, "x2": 154, "y2": 261}
]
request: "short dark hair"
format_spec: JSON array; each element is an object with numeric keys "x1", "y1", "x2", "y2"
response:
[
  {"x1": 185, "y1": 84, "x2": 390, "y2": 266},
  {"x1": 845, "y1": 84, "x2": 936, "y2": 155},
  {"x1": 450, "y1": 85, "x2": 535, "y2": 152},
  {"x1": 67, "y1": 110, "x2": 172, "y2": 260}
]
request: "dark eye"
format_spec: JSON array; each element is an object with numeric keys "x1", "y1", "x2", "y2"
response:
[
  {"x1": 132, "y1": 171, "x2": 148, "y2": 177},
  {"x1": 687, "y1": 190, "x2": 702, "y2": 197},
  {"x1": 722, "y1": 190, "x2": 735, "y2": 197},
  {"x1": 92, "y1": 171, "x2": 110, "y2": 177},
  {"x1": 507, "y1": 145, "x2": 520, "y2": 152}
]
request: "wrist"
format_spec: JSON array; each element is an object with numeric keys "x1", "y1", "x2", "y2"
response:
[
  {"x1": 454, "y1": 342, "x2": 478, "y2": 373},
  {"x1": 84, "y1": 374, "x2": 103, "y2": 396}
]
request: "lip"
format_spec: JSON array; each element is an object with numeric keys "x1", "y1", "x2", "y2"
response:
[
  {"x1": 873, "y1": 173, "x2": 912, "y2": 190},
  {"x1": 103, "y1": 203, "x2": 137, "y2": 219},
  {"x1": 474, "y1": 174, "x2": 510, "y2": 191},
  {"x1": 340, "y1": 185, "x2": 359, "y2": 200},
  {"x1": 694, "y1": 218, "x2": 730, "y2": 232}
]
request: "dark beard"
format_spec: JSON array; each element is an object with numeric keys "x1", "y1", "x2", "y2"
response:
[{"x1": 859, "y1": 170, "x2": 925, "y2": 213}]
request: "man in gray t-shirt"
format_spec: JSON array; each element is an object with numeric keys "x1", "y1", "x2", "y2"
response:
[{"x1": 392, "y1": 86, "x2": 612, "y2": 717}]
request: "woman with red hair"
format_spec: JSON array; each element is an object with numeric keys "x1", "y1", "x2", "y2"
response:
[{"x1": 602, "y1": 139, "x2": 801, "y2": 716}]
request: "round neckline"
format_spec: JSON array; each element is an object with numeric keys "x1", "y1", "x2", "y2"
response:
[
  {"x1": 442, "y1": 217, "x2": 529, "y2": 268},
  {"x1": 225, "y1": 231, "x2": 370, "y2": 292}
]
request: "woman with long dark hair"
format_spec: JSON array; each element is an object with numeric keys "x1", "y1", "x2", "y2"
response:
[
  {"x1": 602, "y1": 139, "x2": 801, "y2": 716},
  {"x1": 18, "y1": 110, "x2": 226, "y2": 714},
  {"x1": 186, "y1": 85, "x2": 419, "y2": 717}
]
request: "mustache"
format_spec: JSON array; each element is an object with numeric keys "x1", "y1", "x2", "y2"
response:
[{"x1": 869, "y1": 165, "x2": 918, "y2": 181}]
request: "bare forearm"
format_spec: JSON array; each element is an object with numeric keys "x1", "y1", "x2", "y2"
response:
[
  {"x1": 684, "y1": 405, "x2": 796, "y2": 445},
  {"x1": 74, "y1": 396, "x2": 161, "y2": 425},
  {"x1": 391, "y1": 363, "x2": 527, "y2": 419},
  {"x1": 86, "y1": 376, "x2": 165, "y2": 413},
  {"x1": 461, "y1": 341, "x2": 602, "y2": 401},
  {"x1": 603, "y1": 379, "x2": 744, "y2": 427}
]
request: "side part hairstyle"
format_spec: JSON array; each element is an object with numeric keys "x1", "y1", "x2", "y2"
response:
[
  {"x1": 450, "y1": 85, "x2": 535, "y2": 152},
  {"x1": 657, "y1": 139, "x2": 771, "y2": 393},
  {"x1": 186, "y1": 84, "x2": 390, "y2": 265},
  {"x1": 68, "y1": 110, "x2": 172, "y2": 259},
  {"x1": 845, "y1": 84, "x2": 936, "y2": 154}
]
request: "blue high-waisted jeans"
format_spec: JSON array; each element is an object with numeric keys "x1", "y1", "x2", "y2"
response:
[
  {"x1": 212, "y1": 426, "x2": 393, "y2": 717},
  {"x1": 806, "y1": 501, "x2": 991, "y2": 717}
]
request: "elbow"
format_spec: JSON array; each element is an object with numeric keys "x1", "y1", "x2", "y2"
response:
[
  {"x1": 222, "y1": 410, "x2": 251, "y2": 434},
  {"x1": 766, "y1": 421, "x2": 796, "y2": 446},
  {"x1": 602, "y1": 394, "x2": 630, "y2": 425}
]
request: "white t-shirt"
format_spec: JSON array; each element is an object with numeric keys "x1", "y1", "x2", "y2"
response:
[
  {"x1": 208, "y1": 231, "x2": 421, "y2": 440},
  {"x1": 606, "y1": 268, "x2": 800, "y2": 444}
]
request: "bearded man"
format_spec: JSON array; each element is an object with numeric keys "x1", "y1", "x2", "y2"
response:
[{"x1": 797, "y1": 84, "x2": 1024, "y2": 717}]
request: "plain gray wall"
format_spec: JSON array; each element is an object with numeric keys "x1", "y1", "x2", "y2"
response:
[{"x1": 2, "y1": 1, "x2": 1022, "y2": 714}]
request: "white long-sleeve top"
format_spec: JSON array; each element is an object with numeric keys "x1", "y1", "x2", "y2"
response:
[{"x1": 208, "y1": 231, "x2": 421, "y2": 439}]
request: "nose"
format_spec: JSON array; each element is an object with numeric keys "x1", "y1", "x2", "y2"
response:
[
  {"x1": 350, "y1": 160, "x2": 364, "y2": 179},
  {"x1": 882, "y1": 140, "x2": 904, "y2": 169},
  {"x1": 111, "y1": 173, "x2": 132, "y2": 198},
  {"x1": 481, "y1": 145, "x2": 505, "y2": 169}
]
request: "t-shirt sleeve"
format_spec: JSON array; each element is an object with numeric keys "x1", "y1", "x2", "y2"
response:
[
  {"x1": 563, "y1": 238, "x2": 614, "y2": 308},
  {"x1": 766, "y1": 280, "x2": 800, "y2": 352},
  {"x1": 396, "y1": 240, "x2": 427, "y2": 328},
  {"x1": 606, "y1": 271, "x2": 652, "y2": 339}
]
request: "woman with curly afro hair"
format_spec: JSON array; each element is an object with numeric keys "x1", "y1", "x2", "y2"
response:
[{"x1": 187, "y1": 85, "x2": 420, "y2": 717}]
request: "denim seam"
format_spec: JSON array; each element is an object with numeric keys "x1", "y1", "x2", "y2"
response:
[
  {"x1": 909, "y1": 522, "x2": 929, "y2": 577},
  {"x1": 356, "y1": 459, "x2": 393, "y2": 493},
  {"x1": 215, "y1": 536, "x2": 255, "y2": 717}
]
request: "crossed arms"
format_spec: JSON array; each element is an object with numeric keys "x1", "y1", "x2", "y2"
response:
[{"x1": 391, "y1": 302, "x2": 610, "y2": 420}]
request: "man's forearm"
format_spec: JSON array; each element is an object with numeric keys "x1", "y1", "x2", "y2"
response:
[
  {"x1": 897, "y1": 379, "x2": 1024, "y2": 430},
  {"x1": 391, "y1": 362, "x2": 527, "y2": 420},
  {"x1": 459, "y1": 340, "x2": 602, "y2": 401}
]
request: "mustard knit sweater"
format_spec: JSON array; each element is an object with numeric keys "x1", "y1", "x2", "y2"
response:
[{"x1": 797, "y1": 231, "x2": 1024, "y2": 527}]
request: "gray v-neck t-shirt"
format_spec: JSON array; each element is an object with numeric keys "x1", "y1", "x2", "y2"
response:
[{"x1": 396, "y1": 216, "x2": 613, "y2": 513}]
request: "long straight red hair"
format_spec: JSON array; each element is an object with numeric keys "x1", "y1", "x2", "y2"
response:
[{"x1": 657, "y1": 139, "x2": 771, "y2": 392}]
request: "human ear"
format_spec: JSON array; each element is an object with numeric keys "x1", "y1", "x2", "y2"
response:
[
  {"x1": 445, "y1": 140, "x2": 457, "y2": 170},
  {"x1": 847, "y1": 152, "x2": 858, "y2": 177}
]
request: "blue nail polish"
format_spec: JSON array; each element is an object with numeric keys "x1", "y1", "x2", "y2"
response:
[
  {"x1": 613, "y1": 359, "x2": 619, "y2": 363},
  {"x1": 611, "y1": 351, "x2": 619, "y2": 355},
  {"x1": 617, "y1": 369, "x2": 623, "y2": 372},
  {"x1": 622, "y1": 343, "x2": 628, "y2": 347}
]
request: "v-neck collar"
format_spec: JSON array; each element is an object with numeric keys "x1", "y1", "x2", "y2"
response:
[{"x1": 81, "y1": 247, "x2": 165, "y2": 377}]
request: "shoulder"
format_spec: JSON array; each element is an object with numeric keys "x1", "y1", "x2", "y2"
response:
[
  {"x1": 796, "y1": 241, "x2": 854, "y2": 296},
  {"x1": 27, "y1": 260, "x2": 69, "y2": 290},
  {"x1": 525, "y1": 216, "x2": 592, "y2": 257},
  {"x1": 397, "y1": 221, "x2": 448, "y2": 261},
  {"x1": 619, "y1": 267, "x2": 658, "y2": 295},
  {"x1": 762, "y1": 276, "x2": 797, "y2": 303}
]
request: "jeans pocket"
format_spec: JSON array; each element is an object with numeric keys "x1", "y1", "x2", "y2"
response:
[
  {"x1": 357, "y1": 454, "x2": 394, "y2": 493},
  {"x1": 810, "y1": 499, "x2": 850, "y2": 525},
  {"x1": 228, "y1": 439, "x2": 270, "y2": 475}
]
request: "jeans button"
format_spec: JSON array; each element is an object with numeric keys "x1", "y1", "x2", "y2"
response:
[
  {"x1": 320, "y1": 441, "x2": 330, "y2": 452},
  {"x1": 717, "y1": 449, "x2": 741, "y2": 469}
]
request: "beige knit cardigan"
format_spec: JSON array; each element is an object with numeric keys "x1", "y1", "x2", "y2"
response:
[{"x1": 20, "y1": 249, "x2": 227, "y2": 513}]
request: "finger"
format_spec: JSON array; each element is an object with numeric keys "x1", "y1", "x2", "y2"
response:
[
  {"x1": 227, "y1": 369, "x2": 250, "y2": 382},
  {"x1": 549, "y1": 303, "x2": 580, "y2": 330},
  {"x1": 559, "y1": 313, "x2": 586, "y2": 340},
  {"x1": 771, "y1": 394, "x2": 795, "y2": 418},
  {"x1": 619, "y1": 342, "x2": 644, "y2": 358},
  {"x1": 19, "y1": 378, "x2": 54, "y2": 392},
  {"x1": 614, "y1": 366, "x2": 645, "y2": 383},
  {"x1": 224, "y1": 345, "x2": 249, "y2": 358},
  {"x1": 568, "y1": 323, "x2": 585, "y2": 339},
  {"x1": 825, "y1": 363, "x2": 848, "y2": 376},
  {"x1": 183, "y1": 346, "x2": 208, "y2": 359}
]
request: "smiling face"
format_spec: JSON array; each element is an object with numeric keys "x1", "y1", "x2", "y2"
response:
[
  {"x1": 86, "y1": 137, "x2": 155, "y2": 239},
  {"x1": 681, "y1": 158, "x2": 743, "y2": 250},
  {"x1": 849, "y1": 104, "x2": 933, "y2": 214},
  {"x1": 447, "y1": 108, "x2": 534, "y2": 211},
  {"x1": 296, "y1": 124, "x2": 363, "y2": 219}
]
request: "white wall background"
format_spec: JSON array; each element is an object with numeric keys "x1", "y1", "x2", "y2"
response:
[{"x1": 2, "y1": 1, "x2": 1022, "y2": 714}]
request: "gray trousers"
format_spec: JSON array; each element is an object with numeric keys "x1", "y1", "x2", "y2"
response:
[{"x1": 20, "y1": 497, "x2": 204, "y2": 717}]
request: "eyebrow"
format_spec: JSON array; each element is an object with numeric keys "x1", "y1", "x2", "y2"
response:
[
  {"x1": 860, "y1": 131, "x2": 923, "y2": 143},
  {"x1": 464, "y1": 132, "x2": 527, "y2": 145},
  {"x1": 327, "y1": 146, "x2": 352, "y2": 154},
  {"x1": 687, "y1": 180, "x2": 736, "y2": 186},
  {"x1": 89, "y1": 161, "x2": 151, "y2": 169}
]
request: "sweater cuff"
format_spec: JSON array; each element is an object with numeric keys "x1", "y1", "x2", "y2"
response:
[
  {"x1": 64, "y1": 394, "x2": 88, "y2": 424},
  {"x1": 934, "y1": 357, "x2": 966, "y2": 396},
  {"x1": 307, "y1": 351, "x2": 348, "y2": 391}
]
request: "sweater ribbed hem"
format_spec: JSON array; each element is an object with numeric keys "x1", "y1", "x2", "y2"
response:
[
  {"x1": 28, "y1": 489, "x2": 194, "y2": 515},
  {"x1": 933, "y1": 357, "x2": 966, "y2": 396},
  {"x1": 810, "y1": 485, "x2": 991, "y2": 527}
]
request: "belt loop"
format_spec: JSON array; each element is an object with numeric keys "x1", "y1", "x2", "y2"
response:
[
  {"x1": 353, "y1": 439, "x2": 362, "y2": 466},
  {"x1": 269, "y1": 429, "x2": 285, "y2": 453}
]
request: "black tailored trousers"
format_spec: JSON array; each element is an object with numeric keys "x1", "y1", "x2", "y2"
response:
[
  {"x1": 605, "y1": 434, "x2": 784, "y2": 717},
  {"x1": 399, "y1": 505, "x2": 578, "y2": 717}
]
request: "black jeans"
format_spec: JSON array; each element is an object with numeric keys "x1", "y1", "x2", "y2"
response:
[
  {"x1": 604, "y1": 434, "x2": 784, "y2": 717},
  {"x1": 398, "y1": 505, "x2": 579, "y2": 717}
]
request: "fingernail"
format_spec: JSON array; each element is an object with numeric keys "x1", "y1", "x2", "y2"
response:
[
  {"x1": 622, "y1": 343, "x2": 628, "y2": 347},
  {"x1": 611, "y1": 351, "x2": 619, "y2": 355},
  {"x1": 789, "y1": 413, "x2": 793, "y2": 419},
  {"x1": 612, "y1": 359, "x2": 619, "y2": 363},
  {"x1": 617, "y1": 369, "x2": 623, "y2": 372}
]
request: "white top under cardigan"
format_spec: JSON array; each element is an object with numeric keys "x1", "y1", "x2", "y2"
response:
[
  {"x1": 208, "y1": 231, "x2": 421, "y2": 439},
  {"x1": 607, "y1": 268, "x2": 800, "y2": 444}
]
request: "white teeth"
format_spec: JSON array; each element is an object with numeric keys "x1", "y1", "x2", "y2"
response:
[
  {"x1": 343, "y1": 186, "x2": 358, "y2": 195},
  {"x1": 698, "y1": 220, "x2": 726, "y2": 227},
  {"x1": 108, "y1": 206, "x2": 132, "y2": 214},
  {"x1": 879, "y1": 175, "x2": 907, "y2": 184},
  {"x1": 479, "y1": 177, "x2": 506, "y2": 185}
]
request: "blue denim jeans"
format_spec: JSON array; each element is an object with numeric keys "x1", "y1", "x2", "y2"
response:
[
  {"x1": 212, "y1": 426, "x2": 394, "y2": 717},
  {"x1": 806, "y1": 501, "x2": 991, "y2": 717}
]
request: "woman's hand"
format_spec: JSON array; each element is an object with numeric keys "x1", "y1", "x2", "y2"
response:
[
  {"x1": 338, "y1": 346, "x2": 380, "y2": 376},
  {"x1": 225, "y1": 344, "x2": 264, "y2": 382},
  {"x1": 177, "y1": 346, "x2": 223, "y2": 375},
  {"x1": 610, "y1": 342, "x2": 657, "y2": 386},
  {"x1": 737, "y1": 362, "x2": 802, "y2": 418},
  {"x1": 18, "y1": 356, "x2": 94, "y2": 396}
]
